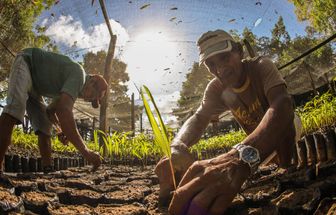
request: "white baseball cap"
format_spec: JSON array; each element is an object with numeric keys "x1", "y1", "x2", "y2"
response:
[{"x1": 197, "y1": 29, "x2": 236, "y2": 65}]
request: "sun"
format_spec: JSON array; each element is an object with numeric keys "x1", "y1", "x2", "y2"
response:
[{"x1": 122, "y1": 28, "x2": 179, "y2": 87}]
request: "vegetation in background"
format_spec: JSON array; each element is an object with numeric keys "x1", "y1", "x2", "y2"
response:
[
  {"x1": 8, "y1": 92, "x2": 336, "y2": 162},
  {"x1": 297, "y1": 91, "x2": 336, "y2": 135},
  {"x1": 11, "y1": 128, "x2": 77, "y2": 155},
  {"x1": 0, "y1": 0, "x2": 58, "y2": 82},
  {"x1": 191, "y1": 130, "x2": 246, "y2": 159},
  {"x1": 172, "y1": 63, "x2": 213, "y2": 123},
  {"x1": 10, "y1": 126, "x2": 246, "y2": 161},
  {"x1": 288, "y1": 0, "x2": 336, "y2": 34},
  {"x1": 83, "y1": 51, "x2": 136, "y2": 132}
]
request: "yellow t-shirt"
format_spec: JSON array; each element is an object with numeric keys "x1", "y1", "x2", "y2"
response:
[{"x1": 195, "y1": 57, "x2": 286, "y2": 134}]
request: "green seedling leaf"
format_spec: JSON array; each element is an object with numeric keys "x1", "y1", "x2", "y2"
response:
[{"x1": 141, "y1": 85, "x2": 176, "y2": 189}]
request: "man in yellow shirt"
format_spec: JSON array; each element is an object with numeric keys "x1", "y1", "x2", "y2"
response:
[{"x1": 156, "y1": 30, "x2": 299, "y2": 214}]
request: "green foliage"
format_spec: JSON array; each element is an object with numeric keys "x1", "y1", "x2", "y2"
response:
[
  {"x1": 11, "y1": 128, "x2": 77, "y2": 154},
  {"x1": 0, "y1": 0, "x2": 57, "y2": 81},
  {"x1": 269, "y1": 16, "x2": 291, "y2": 62},
  {"x1": 88, "y1": 130, "x2": 104, "y2": 156},
  {"x1": 288, "y1": 0, "x2": 336, "y2": 34},
  {"x1": 52, "y1": 137, "x2": 77, "y2": 153},
  {"x1": 190, "y1": 130, "x2": 246, "y2": 159},
  {"x1": 90, "y1": 130, "x2": 161, "y2": 162},
  {"x1": 141, "y1": 85, "x2": 176, "y2": 188},
  {"x1": 8, "y1": 92, "x2": 336, "y2": 164},
  {"x1": 141, "y1": 85, "x2": 171, "y2": 158},
  {"x1": 83, "y1": 51, "x2": 134, "y2": 132},
  {"x1": 242, "y1": 27, "x2": 258, "y2": 48},
  {"x1": 12, "y1": 129, "x2": 38, "y2": 150},
  {"x1": 297, "y1": 91, "x2": 336, "y2": 134},
  {"x1": 173, "y1": 62, "x2": 213, "y2": 123},
  {"x1": 278, "y1": 36, "x2": 334, "y2": 75}
]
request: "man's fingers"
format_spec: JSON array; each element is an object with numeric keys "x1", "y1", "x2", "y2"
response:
[
  {"x1": 178, "y1": 161, "x2": 204, "y2": 187},
  {"x1": 154, "y1": 157, "x2": 175, "y2": 207},
  {"x1": 208, "y1": 194, "x2": 234, "y2": 215},
  {"x1": 185, "y1": 184, "x2": 220, "y2": 215},
  {"x1": 208, "y1": 177, "x2": 243, "y2": 215},
  {"x1": 169, "y1": 175, "x2": 204, "y2": 215},
  {"x1": 155, "y1": 158, "x2": 176, "y2": 188}
]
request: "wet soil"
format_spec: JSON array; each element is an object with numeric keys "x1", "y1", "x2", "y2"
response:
[{"x1": 0, "y1": 161, "x2": 336, "y2": 214}]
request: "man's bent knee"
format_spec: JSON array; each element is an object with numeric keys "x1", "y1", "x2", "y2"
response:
[{"x1": 0, "y1": 113, "x2": 21, "y2": 126}]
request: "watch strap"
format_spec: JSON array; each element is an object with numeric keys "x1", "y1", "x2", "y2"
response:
[{"x1": 233, "y1": 143, "x2": 260, "y2": 174}]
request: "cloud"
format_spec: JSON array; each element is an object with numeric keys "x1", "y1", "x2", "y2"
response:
[
  {"x1": 155, "y1": 90, "x2": 180, "y2": 113},
  {"x1": 137, "y1": 91, "x2": 180, "y2": 129},
  {"x1": 40, "y1": 15, "x2": 185, "y2": 123},
  {"x1": 43, "y1": 15, "x2": 129, "y2": 54}
]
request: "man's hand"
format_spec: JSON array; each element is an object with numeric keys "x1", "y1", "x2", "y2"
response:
[
  {"x1": 85, "y1": 150, "x2": 102, "y2": 172},
  {"x1": 57, "y1": 132, "x2": 69, "y2": 146},
  {"x1": 168, "y1": 150, "x2": 251, "y2": 215},
  {"x1": 47, "y1": 107, "x2": 69, "y2": 145},
  {"x1": 154, "y1": 143, "x2": 195, "y2": 207}
]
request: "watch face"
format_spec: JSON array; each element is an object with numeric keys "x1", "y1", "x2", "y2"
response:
[{"x1": 241, "y1": 146, "x2": 259, "y2": 163}]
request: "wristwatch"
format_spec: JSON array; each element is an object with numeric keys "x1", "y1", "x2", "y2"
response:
[{"x1": 233, "y1": 143, "x2": 260, "y2": 174}]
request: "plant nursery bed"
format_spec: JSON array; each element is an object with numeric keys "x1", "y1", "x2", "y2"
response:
[
  {"x1": 0, "y1": 187, "x2": 24, "y2": 213},
  {"x1": 1, "y1": 162, "x2": 336, "y2": 214},
  {"x1": 21, "y1": 191, "x2": 58, "y2": 214}
]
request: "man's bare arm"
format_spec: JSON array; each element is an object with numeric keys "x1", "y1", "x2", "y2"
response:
[
  {"x1": 241, "y1": 84, "x2": 294, "y2": 161},
  {"x1": 52, "y1": 93, "x2": 89, "y2": 156},
  {"x1": 172, "y1": 113, "x2": 212, "y2": 148}
]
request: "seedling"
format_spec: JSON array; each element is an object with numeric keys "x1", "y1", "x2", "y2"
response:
[{"x1": 141, "y1": 85, "x2": 176, "y2": 189}]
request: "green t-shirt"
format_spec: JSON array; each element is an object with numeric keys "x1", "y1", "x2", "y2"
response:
[{"x1": 22, "y1": 48, "x2": 86, "y2": 100}]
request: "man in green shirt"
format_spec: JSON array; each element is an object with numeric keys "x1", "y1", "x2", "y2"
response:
[{"x1": 0, "y1": 48, "x2": 108, "y2": 173}]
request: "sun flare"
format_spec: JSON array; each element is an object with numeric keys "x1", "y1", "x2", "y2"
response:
[{"x1": 122, "y1": 28, "x2": 179, "y2": 85}]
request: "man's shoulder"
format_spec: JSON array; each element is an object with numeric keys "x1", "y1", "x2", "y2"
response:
[
  {"x1": 206, "y1": 78, "x2": 224, "y2": 92},
  {"x1": 66, "y1": 63, "x2": 85, "y2": 79},
  {"x1": 243, "y1": 56, "x2": 273, "y2": 66},
  {"x1": 256, "y1": 56, "x2": 275, "y2": 67},
  {"x1": 244, "y1": 56, "x2": 278, "y2": 76},
  {"x1": 23, "y1": 47, "x2": 46, "y2": 55}
]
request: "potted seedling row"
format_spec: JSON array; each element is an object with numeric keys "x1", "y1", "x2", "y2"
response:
[{"x1": 297, "y1": 92, "x2": 336, "y2": 168}]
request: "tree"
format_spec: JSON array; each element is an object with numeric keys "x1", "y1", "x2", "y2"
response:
[
  {"x1": 279, "y1": 36, "x2": 334, "y2": 76},
  {"x1": 242, "y1": 27, "x2": 258, "y2": 48},
  {"x1": 83, "y1": 51, "x2": 134, "y2": 132},
  {"x1": 172, "y1": 63, "x2": 213, "y2": 124},
  {"x1": 241, "y1": 27, "x2": 260, "y2": 58},
  {"x1": 0, "y1": 0, "x2": 57, "y2": 81},
  {"x1": 270, "y1": 16, "x2": 291, "y2": 62},
  {"x1": 257, "y1": 36, "x2": 272, "y2": 57},
  {"x1": 288, "y1": 0, "x2": 336, "y2": 34}
]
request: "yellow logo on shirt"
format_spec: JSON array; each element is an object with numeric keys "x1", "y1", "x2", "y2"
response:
[{"x1": 232, "y1": 98, "x2": 262, "y2": 126}]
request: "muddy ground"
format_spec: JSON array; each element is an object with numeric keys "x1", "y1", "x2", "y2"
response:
[{"x1": 0, "y1": 161, "x2": 336, "y2": 215}]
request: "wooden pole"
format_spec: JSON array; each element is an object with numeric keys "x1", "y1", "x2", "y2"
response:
[
  {"x1": 243, "y1": 39, "x2": 256, "y2": 58},
  {"x1": 131, "y1": 93, "x2": 135, "y2": 136},
  {"x1": 98, "y1": 0, "x2": 113, "y2": 38},
  {"x1": 324, "y1": 73, "x2": 335, "y2": 93},
  {"x1": 140, "y1": 111, "x2": 143, "y2": 133},
  {"x1": 99, "y1": 36, "x2": 116, "y2": 152},
  {"x1": 92, "y1": 117, "x2": 96, "y2": 141},
  {"x1": 97, "y1": 0, "x2": 117, "y2": 155}
]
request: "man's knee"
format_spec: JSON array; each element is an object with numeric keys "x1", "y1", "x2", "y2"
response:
[
  {"x1": 36, "y1": 131, "x2": 51, "y2": 142},
  {"x1": 0, "y1": 113, "x2": 20, "y2": 126},
  {"x1": 277, "y1": 133, "x2": 296, "y2": 167}
]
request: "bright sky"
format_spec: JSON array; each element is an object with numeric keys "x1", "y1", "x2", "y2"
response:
[{"x1": 36, "y1": 0, "x2": 308, "y2": 126}]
